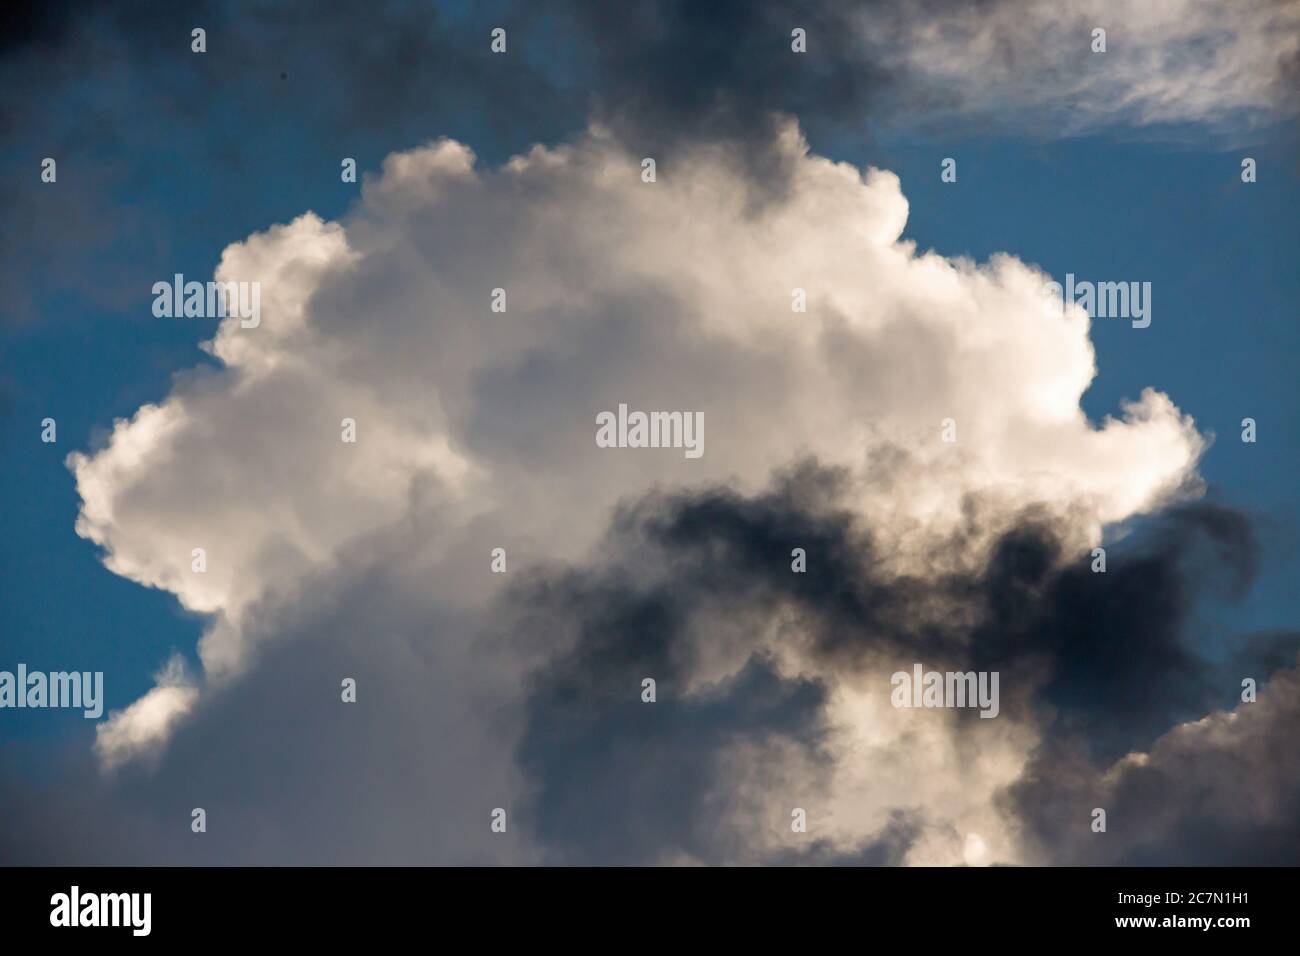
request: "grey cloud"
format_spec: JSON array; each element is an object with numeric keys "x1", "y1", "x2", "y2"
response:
[
  {"x1": 1008, "y1": 659, "x2": 1300, "y2": 865},
  {"x1": 501, "y1": 461, "x2": 1298, "y2": 864}
]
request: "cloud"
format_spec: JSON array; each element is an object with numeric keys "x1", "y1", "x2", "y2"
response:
[
  {"x1": 502, "y1": 465, "x2": 1296, "y2": 864},
  {"x1": 0, "y1": 560, "x2": 530, "y2": 865},
  {"x1": 554, "y1": 0, "x2": 889, "y2": 179},
  {"x1": 3, "y1": 1, "x2": 1293, "y2": 867},
  {"x1": 14, "y1": 456, "x2": 1291, "y2": 864},
  {"x1": 19, "y1": 124, "x2": 1285, "y2": 865},
  {"x1": 94, "y1": 654, "x2": 197, "y2": 772},
  {"x1": 871, "y1": 0, "x2": 1300, "y2": 137},
  {"x1": 64, "y1": 124, "x2": 1207, "y2": 772},
  {"x1": 1009, "y1": 656, "x2": 1300, "y2": 865}
]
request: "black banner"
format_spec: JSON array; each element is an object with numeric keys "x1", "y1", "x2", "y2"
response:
[{"x1": 0, "y1": 867, "x2": 1286, "y2": 942}]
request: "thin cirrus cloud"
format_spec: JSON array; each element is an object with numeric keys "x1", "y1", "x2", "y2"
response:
[{"x1": 866, "y1": 0, "x2": 1300, "y2": 136}]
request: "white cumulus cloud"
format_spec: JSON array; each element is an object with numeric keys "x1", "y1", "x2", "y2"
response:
[{"x1": 70, "y1": 123, "x2": 1206, "y2": 842}]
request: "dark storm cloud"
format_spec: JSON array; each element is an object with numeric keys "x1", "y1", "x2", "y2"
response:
[
  {"x1": 970, "y1": 502, "x2": 1274, "y2": 762},
  {"x1": 519, "y1": 651, "x2": 832, "y2": 865},
  {"x1": 0, "y1": 0, "x2": 81, "y2": 57},
  {"x1": 0, "y1": 0, "x2": 577, "y2": 326},
  {"x1": 557, "y1": 0, "x2": 892, "y2": 181},
  {"x1": 505, "y1": 459, "x2": 1299, "y2": 863},
  {"x1": 1007, "y1": 659, "x2": 1300, "y2": 865},
  {"x1": 0, "y1": 1, "x2": 571, "y2": 137}
]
